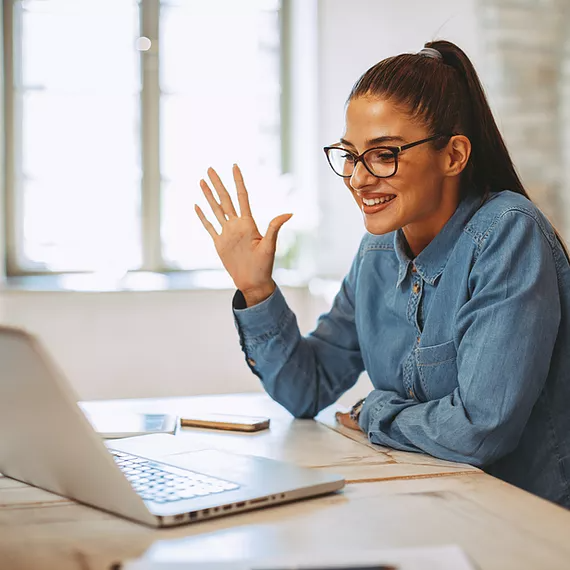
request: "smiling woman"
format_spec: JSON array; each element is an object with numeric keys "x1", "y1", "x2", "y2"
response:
[{"x1": 195, "y1": 40, "x2": 570, "y2": 509}]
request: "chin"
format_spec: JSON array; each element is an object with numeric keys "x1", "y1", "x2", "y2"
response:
[{"x1": 363, "y1": 218, "x2": 399, "y2": 236}]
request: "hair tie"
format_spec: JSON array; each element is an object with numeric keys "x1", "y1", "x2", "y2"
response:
[{"x1": 417, "y1": 47, "x2": 442, "y2": 61}]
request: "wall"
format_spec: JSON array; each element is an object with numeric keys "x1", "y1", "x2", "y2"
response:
[
  {"x1": 476, "y1": 0, "x2": 570, "y2": 233},
  {"x1": 0, "y1": 287, "x2": 311, "y2": 401},
  {"x1": 0, "y1": 0, "x2": 484, "y2": 404},
  {"x1": 0, "y1": 5, "x2": 5, "y2": 290}
]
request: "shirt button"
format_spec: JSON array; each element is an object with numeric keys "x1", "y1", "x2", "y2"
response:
[
  {"x1": 411, "y1": 265, "x2": 417, "y2": 273},
  {"x1": 416, "y1": 336, "x2": 420, "y2": 344},
  {"x1": 412, "y1": 282, "x2": 420, "y2": 294},
  {"x1": 247, "y1": 358, "x2": 256, "y2": 367},
  {"x1": 408, "y1": 388, "x2": 414, "y2": 398}
]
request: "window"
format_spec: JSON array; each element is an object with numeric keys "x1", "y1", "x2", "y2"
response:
[{"x1": 3, "y1": 0, "x2": 290, "y2": 276}]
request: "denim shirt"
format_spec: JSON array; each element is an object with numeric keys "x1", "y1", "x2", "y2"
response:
[{"x1": 233, "y1": 190, "x2": 570, "y2": 507}]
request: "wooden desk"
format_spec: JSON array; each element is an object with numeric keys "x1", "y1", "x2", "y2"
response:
[
  {"x1": 82, "y1": 394, "x2": 478, "y2": 482},
  {"x1": 1, "y1": 394, "x2": 569, "y2": 570}
]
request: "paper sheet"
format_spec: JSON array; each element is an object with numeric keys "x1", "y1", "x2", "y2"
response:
[{"x1": 120, "y1": 544, "x2": 476, "y2": 570}]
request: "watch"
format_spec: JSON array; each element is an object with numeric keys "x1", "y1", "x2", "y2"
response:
[{"x1": 349, "y1": 397, "x2": 366, "y2": 423}]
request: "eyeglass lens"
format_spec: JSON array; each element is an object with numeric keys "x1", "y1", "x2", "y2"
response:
[{"x1": 327, "y1": 147, "x2": 397, "y2": 178}]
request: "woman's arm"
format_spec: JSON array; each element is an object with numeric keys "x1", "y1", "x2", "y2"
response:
[
  {"x1": 194, "y1": 166, "x2": 365, "y2": 418},
  {"x1": 233, "y1": 247, "x2": 365, "y2": 419},
  {"x1": 359, "y1": 210, "x2": 561, "y2": 467}
]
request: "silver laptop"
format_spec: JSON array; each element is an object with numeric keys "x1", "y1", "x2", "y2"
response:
[{"x1": 0, "y1": 326, "x2": 345, "y2": 527}]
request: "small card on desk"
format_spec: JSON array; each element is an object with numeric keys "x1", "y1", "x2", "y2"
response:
[{"x1": 82, "y1": 411, "x2": 179, "y2": 439}]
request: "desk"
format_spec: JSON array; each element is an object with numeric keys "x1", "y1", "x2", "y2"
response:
[
  {"x1": 1, "y1": 393, "x2": 570, "y2": 570},
  {"x1": 82, "y1": 394, "x2": 479, "y2": 482}
]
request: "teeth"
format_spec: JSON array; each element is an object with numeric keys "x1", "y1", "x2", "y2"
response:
[{"x1": 362, "y1": 195, "x2": 395, "y2": 206}]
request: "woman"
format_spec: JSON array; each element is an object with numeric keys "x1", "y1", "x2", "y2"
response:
[{"x1": 195, "y1": 40, "x2": 570, "y2": 508}]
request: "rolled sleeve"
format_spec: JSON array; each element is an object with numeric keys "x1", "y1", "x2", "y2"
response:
[{"x1": 230, "y1": 241, "x2": 366, "y2": 419}]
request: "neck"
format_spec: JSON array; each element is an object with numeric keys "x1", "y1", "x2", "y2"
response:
[{"x1": 402, "y1": 180, "x2": 461, "y2": 257}]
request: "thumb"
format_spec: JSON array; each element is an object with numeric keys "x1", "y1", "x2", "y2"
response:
[{"x1": 263, "y1": 213, "x2": 293, "y2": 252}]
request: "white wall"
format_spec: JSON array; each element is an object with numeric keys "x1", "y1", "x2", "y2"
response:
[
  {"x1": 0, "y1": 287, "x2": 311, "y2": 401},
  {"x1": 0, "y1": 0, "x2": 483, "y2": 404}
]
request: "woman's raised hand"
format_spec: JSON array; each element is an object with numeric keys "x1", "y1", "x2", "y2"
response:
[{"x1": 194, "y1": 164, "x2": 293, "y2": 307}]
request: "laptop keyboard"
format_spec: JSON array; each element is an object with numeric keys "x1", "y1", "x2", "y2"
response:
[{"x1": 110, "y1": 450, "x2": 240, "y2": 504}]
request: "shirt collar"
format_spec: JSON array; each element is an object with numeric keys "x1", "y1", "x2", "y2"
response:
[
  {"x1": 394, "y1": 231, "x2": 413, "y2": 287},
  {"x1": 394, "y1": 192, "x2": 482, "y2": 288}
]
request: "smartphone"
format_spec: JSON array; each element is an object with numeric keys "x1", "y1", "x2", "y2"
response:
[{"x1": 180, "y1": 413, "x2": 270, "y2": 432}]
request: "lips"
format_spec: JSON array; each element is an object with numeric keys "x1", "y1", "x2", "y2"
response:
[{"x1": 361, "y1": 194, "x2": 396, "y2": 214}]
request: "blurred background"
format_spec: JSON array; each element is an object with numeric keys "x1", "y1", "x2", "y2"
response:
[{"x1": 0, "y1": 0, "x2": 568, "y2": 402}]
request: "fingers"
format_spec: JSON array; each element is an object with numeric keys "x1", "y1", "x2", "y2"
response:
[
  {"x1": 264, "y1": 213, "x2": 293, "y2": 251},
  {"x1": 232, "y1": 164, "x2": 253, "y2": 218},
  {"x1": 207, "y1": 167, "x2": 238, "y2": 219},
  {"x1": 335, "y1": 411, "x2": 349, "y2": 428},
  {"x1": 194, "y1": 204, "x2": 219, "y2": 239},
  {"x1": 335, "y1": 411, "x2": 360, "y2": 431},
  {"x1": 200, "y1": 179, "x2": 227, "y2": 226}
]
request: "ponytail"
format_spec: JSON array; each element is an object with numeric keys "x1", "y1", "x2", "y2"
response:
[{"x1": 425, "y1": 40, "x2": 529, "y2": 201}]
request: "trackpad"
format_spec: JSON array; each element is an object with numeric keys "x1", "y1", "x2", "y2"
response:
[{"x1": 166, "y1": 449, "x2": 263, "y2": 484}]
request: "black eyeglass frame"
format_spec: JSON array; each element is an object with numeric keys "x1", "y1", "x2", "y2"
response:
[{"x1": 323, "y1": 133, "x2": 454, "y2": 179}]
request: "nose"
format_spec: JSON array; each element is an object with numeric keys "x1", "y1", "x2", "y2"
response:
[{"x1": 349, "y1": 160, "x2": 374, "y2": 190}]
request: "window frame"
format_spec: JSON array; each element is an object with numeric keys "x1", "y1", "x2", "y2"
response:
[{"x1": 2, "y1": 0, "x2": 290, "y2": 277}]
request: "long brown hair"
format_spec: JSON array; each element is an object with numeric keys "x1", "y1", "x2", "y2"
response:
[{"x1": 348, "y1": 40, "x2": 529, "y2": 202}]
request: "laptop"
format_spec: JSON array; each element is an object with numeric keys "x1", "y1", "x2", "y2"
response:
[{"x1": 0, "y1": 326, "x2": 345, "y2": 527}]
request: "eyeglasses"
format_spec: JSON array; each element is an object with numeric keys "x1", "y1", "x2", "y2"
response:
[{"x1": 323, "y1": 133, "x2": 452, "y2": 179}]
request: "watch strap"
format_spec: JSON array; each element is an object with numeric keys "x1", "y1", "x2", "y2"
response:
[{"x1": 349, "y1": 397, "x2": 366, "y2": 422}]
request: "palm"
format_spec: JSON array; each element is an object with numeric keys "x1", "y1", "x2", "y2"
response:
[
  {"x1": 214, "y1": 216, "x2": 272, "y2": 286},
  {"x1": 195, "y1": 165, "x2": 292, "y2": 295}
]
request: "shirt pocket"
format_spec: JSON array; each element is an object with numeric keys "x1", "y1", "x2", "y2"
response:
[{"x1": 415, "y1": 340, "x2": 458, "y2": 401}]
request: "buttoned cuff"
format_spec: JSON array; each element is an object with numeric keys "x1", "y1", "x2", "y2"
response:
[{"x1": 232, "y1": 286, "x2": 289, "y2": 341}]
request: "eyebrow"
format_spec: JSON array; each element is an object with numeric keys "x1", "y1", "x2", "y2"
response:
[{"x1": 339, "y1": 135, "x2": 406, "y2": 148}]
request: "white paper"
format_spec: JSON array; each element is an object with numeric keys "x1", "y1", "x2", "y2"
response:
[{"x1": 121, "y1": 544, "x2": 475, "y2": 570}]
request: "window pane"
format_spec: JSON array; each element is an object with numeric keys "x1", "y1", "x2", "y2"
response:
[
  {"x1": 160, "y1": 0, "x2": 282, "y2": 270},
  {"x1": 15, "y1": 0, "x2": 141, "y2": 272}
]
